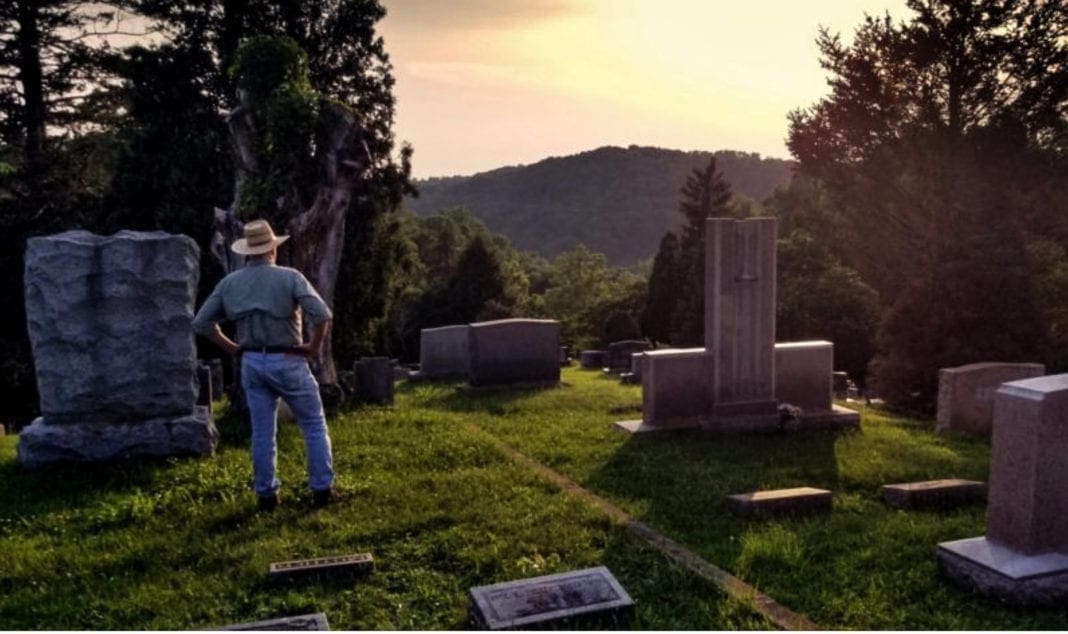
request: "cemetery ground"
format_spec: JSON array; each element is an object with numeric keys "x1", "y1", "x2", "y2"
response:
[{"x1": 1, "y1": 368, "x2": 1067, "y2": 630}]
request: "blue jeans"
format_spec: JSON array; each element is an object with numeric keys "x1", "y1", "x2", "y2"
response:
[{"x1": 241, "y1": 351, "x2": 335, "y2": 496}]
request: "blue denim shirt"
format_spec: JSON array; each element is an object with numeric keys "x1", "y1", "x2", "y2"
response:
[{"x1": 192, "y1": 260, "x2": 332, "y2": 347}]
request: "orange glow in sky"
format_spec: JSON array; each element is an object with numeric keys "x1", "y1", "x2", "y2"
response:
[{"x1": 380, "y1": 0, "x2": 908, "y2": 178}]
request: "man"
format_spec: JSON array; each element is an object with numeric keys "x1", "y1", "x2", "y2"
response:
[{"x1": 193, "y1": 219, "x2": 337, "y2": 511}]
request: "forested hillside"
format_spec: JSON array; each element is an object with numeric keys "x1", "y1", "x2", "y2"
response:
[{"x1": 407, "y1": 146, "x2": 794, "y2": 265}]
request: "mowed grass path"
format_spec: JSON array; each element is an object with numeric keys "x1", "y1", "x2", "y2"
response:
[
  {"x1": 0, "y1": 372, "x2": 767, "y2": 630},
  {"x1": 2, "y1": 366, "x2": 1067, "y2": 629}
]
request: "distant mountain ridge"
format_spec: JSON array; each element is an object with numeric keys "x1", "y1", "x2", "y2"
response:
[{"x1": 406, "y1": 145, "x2": 795, "y2": 266}]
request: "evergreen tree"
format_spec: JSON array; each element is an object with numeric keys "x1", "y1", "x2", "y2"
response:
[
  {"x1": 664, "y1": 157, "x2": 736, "y2": 346},
  {"x1": 641, "y1": 232, "x2": 681, "y2": 344}
]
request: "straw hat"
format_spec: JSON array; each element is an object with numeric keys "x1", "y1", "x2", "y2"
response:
[{"x1": 231, "y1": 219, "x2": 289, "y2": 255}]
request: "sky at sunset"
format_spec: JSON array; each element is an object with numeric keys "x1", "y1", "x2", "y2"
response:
[{"x1": 379, "y1": 0, "x2": 909, "y2": 178}]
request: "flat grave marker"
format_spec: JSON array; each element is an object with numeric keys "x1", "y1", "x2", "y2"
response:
[
  {"x1": 268, "y1": 553, "x2": 374, "y2": 580},
  {"x1": 468, "y1": 566, "x2": 634, "y2": 630},
  {"x1": 218, "y1": 612, "x2": 330, "y2": 630},
  {"x1": 882, "y1": 479, "x2": 985, "y2": 510},
  {"x1": 727, "y1": 487, "x2": 833, "y2": 518}
]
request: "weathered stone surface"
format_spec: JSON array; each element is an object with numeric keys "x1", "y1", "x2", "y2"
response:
[
  {"x1": 704, "y1": 218, "x2": 778, "y2": 429},
  {"x1": 936, "y1": 373, "x2": 1068, "y2": 604},
  {"x1": 467, "y1": 319, "x2": 560, "y2": 387},
  {"x1": 25, "y1": 230, "x2": 201, "y2": 423},
  {"x1": 938, "y1": 538, "x2": 1068, "y2": 606},
  {"x1": 468, "y1": 566, "x2": 634, "y2": 630},
  {"x1": 353, "y1": 357, "x2": 394, "y2": 405},
  {"x1": 605, "y1": 340, "x2": 652, "y2": 373},
  {"x1": 269, "y1": 553, "x2": 374, "y2": 580},
  {"x1": 17, "y1": 409, "x2": 218, "y2": 468},
  {"x1": 418, "y1": 324, "x2": 471, "y2": 379},
  {"x1": 0, "y1": 423, "x2": 5, "y2": 436},
  {"x1": 559, "y1": 346, "x2": 570, "y2": 366},
  {"x1": 579, "y1": 350, "x2": 607, "y2": 369},
  {"x1": 937, "y1": 362, "x2": 1044, "y2": 437},
  {"x1": 218, "y1": 613, "x2": 330, "y2": 630},
  {"x1": 882, "y1": 479, "x2": 985, "y2": 510},
  {"x1": 775, "y1": 341, "x2": 833, "y2": 414},
  {"x1": 727, "y1": 487, "x2": 832, "y2": 517}
]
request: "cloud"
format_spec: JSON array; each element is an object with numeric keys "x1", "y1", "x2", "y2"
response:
[{"x1": 383, "y1": 0, "x2": 588, "y2": 31}]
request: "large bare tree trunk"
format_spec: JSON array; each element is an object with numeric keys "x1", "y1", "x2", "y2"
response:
[{"x1": 224, "y1": 98, "x2": 370, "y2": 390}]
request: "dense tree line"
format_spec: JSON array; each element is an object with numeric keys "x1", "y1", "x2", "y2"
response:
[{"x1": 788, "y1": 0, "x2": 1067, "y2": 412}]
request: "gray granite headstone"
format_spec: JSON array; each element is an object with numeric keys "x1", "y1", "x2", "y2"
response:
[
  {"x1": 18, "y1": 231, "x2": 218, "y2": 467},
  {"x1": 704, "y1": 217, "x2": 779, "y2": 430},
  {"x1": 605, "y1": 340, "x2": 651, "y2": 373},
  {"x1": 468, "y1": 566, "x2": 634, "y2": 629},
  {"x1": 418, "y1": 324, "x2": 471, "y2": 379},
  {"x1": 936, "y1": 362, "x2": 1045, "y2": 437},
  {"x1": 937, "y1": 374, "x2": 1068, "y2": 604},
  {"x1": 467, "y1": 319, "x2": 560, "y2": 387},
  {"x1": 579, "y1": 350, "x2": 606, "y2": 369},
  {"x1": 219, "y1": 613, "x2": 330, "y2": 630}
]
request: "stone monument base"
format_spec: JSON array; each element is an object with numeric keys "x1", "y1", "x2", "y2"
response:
[
  {"x1": 17, "y1": 408, "x2": 219, "y2": 468},
  {"x1": 614, "y1": 404, "x2": 860, "y2": 435},
  {"x1": 937, "y1": 537, "x2": 1068, "y2": 605},
  {"x1": 793, "y1": 404, "x2": 861, "y2": 430}
]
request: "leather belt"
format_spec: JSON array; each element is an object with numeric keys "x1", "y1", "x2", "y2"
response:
[{"x1": 241, "y1": 346, "x2": 303, "y2": 354}]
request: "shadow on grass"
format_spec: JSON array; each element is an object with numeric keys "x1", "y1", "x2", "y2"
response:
[
  {"x1": 0, "y1": 409, "x2": 251, "y2": 525},
  {"x1": 585, "y1": 425, "x2": 845, "y2": 570}
]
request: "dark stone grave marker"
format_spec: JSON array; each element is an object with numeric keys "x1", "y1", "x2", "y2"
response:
[
  {"x1": 882, "y1": 479, "x2": 985, "y2": 510},
  {"x1": 268, "y1": 553, "x2": 374, "y2": 580},
  {"x1": 468, "y1": 566, "x2": 634, "y2": 630},
  {"x1": 218, "y1": 612, "x2": 330, "y2": 630}
]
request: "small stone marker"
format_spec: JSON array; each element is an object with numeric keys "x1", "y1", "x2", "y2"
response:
[
  {"x1": 219, "y1": 612, "x2": 330, "y2": 630},
  {"x1": 882, "y1": 479, "x2": 985, "y2": 510},
  {"x1": 727, "y1": 487, "x2": 833, "y2": 517},
  {"x1": 268, "y1": 553, "x2": 374, "y2": 580},
  {"x1": 353, "y1": 357, "x2": 394, "y2": 405},
  {"x1": 468, "y1": 566, "x2": 634, "y2": 630},
  {"x1": 0, "y1": 423, "x2": 5, "y2": 436}
]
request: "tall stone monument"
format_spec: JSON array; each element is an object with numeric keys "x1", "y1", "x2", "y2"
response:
[
  {"x1": 937, "y1": 374, "x2": 1068, "y2": 604},
  {"x1": 18, "y1": 231, "x2": 219, "y2": 468},
  {"x1": 704, "y1": 217, "x2": 779, "y2": 431},
  {"x1": 616, "y1": 217, "x2": 858, "y2": 433}
]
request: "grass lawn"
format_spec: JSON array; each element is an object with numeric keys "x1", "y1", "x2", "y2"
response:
[{"x1": 1, "y1": 365, "x2": 1065, "y2": 629}]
